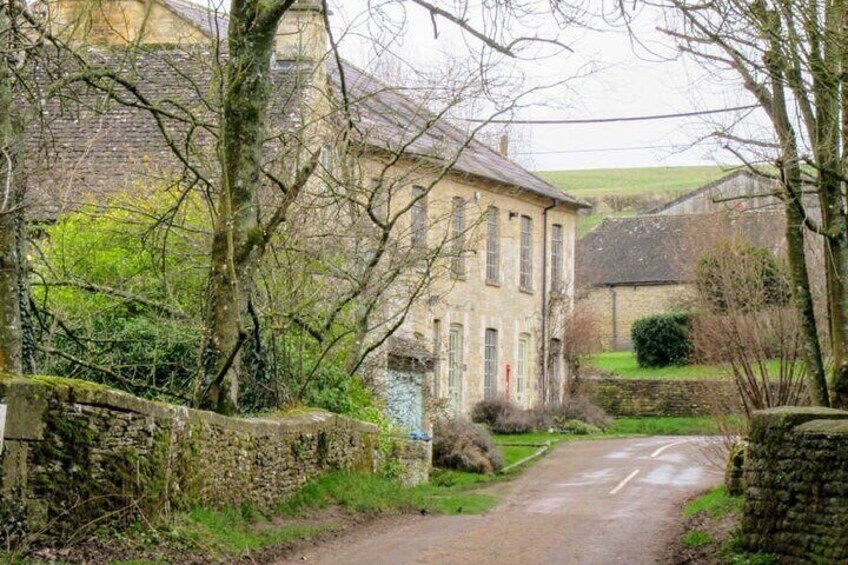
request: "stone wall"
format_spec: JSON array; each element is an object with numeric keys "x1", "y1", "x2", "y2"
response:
[
  {"x1": 0, "y1": 375, "x2": 378, "y2": 541},
  {"x1": 578, "y1": 284, "x2": 694, "y2": 351},
  {"x1": 583, "y1": 376, "x2": 742, "y2": 417},
  {"x1": 742, "y1": 407, "x2": 848, "y2": 564}
]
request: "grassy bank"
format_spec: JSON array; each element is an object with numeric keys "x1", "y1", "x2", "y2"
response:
[
  {"x1": 7, "y1": 469, "x2": 509, "y2": 565},
  {"x1": 672, "y1": 485, "x2": 776, "y2": 565}
]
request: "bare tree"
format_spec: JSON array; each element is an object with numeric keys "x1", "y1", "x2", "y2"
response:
[
  {"x1": 21, "y1": 0, "x2": 587, "y2": 415},
  {"x1": 631, "y1": 0, "x2": 848, "y2": 406}
]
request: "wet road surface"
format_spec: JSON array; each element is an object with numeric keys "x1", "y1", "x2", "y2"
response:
[{"x1": 279, "y1": 436, "x2": 723, "y2": 565}]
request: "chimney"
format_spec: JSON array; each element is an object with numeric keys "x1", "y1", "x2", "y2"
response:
[
  {"x1": 274, "y1": 0, "x2": 328, "y2": 64},
  {"x1": 498, "y1": 134, "x2": 509, "y2": 157}
]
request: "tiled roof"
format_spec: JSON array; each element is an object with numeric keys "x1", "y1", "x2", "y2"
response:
[{"x1": 576, "y1": 212, "x2": 786, "y2": 287}]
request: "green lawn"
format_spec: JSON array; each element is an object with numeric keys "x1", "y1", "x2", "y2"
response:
[
  {"x1": 537, "y1": 166, "x2": 728, "y2": 198},
  {"x1": 586, "y1": 351, "x2": 789, "y2": 381},
  {"x1": 587, "y1": 351, "x2": 730, "y2": 379}
]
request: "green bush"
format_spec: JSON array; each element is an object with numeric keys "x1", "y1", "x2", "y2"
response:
[{"x1": 631, "y1": 312, "x2": 692, "y2": 367}]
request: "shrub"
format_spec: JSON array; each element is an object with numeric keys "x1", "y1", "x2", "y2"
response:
[
  {"x1": 631, "y1": 312, "x2": 693, "y2": 367},
  {"x1": 470, "y1": 398, "x2": 535, "y2": 434},
  {"x1": 533, "y1": 395, "x2": 611, "y2": 431},
  {"x1": 695, "y1": 240, "x2": 790, "y2": 313},
  {"x1": 470, "y1": 398, "x2": 514, "y2": 427},
  {"x1": 432, "y1": 418, "x2": 504, "y2": 474},
  {"x1": 490, "y1": 408, "x2": 536, "y2": 434}
]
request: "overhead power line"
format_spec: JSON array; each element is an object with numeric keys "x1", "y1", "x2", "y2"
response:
[
  {"x1": 463, "y1": 104, "x2": 759, "y2": 125},
  {"x1": 514, "y1": 143, "x2": 685, "y2": 156}
]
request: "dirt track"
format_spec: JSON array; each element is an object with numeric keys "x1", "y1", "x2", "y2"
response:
[{"x1": 278, "y1": 436, "x2": 723, "y2": 565}]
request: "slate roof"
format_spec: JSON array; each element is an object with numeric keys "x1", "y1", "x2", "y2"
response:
[
  {"x1": 576, "y1": 212, "x2": 786, "y2": 287},
  {"x1": 150, "y1": 0, "x2": 585, "y2": 208},
  {"x1": 160, "y1": 0, "x2": 229, "y2": 38},
  {"x1": 27, "y1": 46, "x2": 307, "y2": 220},
  {"x1": 332, "y1": 62, "x2": 584, "y2": 207}
]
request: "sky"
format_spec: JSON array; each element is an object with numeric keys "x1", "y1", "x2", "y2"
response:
[{"x1": 328, "y1": 2, "x2": 770, "y2": 172}]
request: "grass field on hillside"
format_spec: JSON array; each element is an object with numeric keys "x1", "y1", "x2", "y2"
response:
[{"x1": 538, "y1": 166, "x2": 729, "y2": 198}]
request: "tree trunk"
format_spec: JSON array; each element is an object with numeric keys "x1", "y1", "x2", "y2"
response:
[
  {"x1": 761, "y1": 21, "x2": 831, "y2": 406},
  {"x1": 195, "y1": 0, "x2": 281, "y2": 414},
  {"x1": 0, "y1": 6, "x2": 23, "y2": 375},
  {"x1": 785, "y1": 183, "x2": 830, "y2": 406}
]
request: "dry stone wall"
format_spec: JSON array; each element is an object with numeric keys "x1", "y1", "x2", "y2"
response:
[
  {"x1": 583, "y1": 376, "x2": 742, "y2": 417},
  {"x1": 742, "y1": 407, "x2": 848, "y2": 564},
  {"x1": 0, "y1": 375, "x2": 377, "y2": 541}
]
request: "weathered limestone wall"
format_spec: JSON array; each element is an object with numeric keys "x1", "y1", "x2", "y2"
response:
[
  {"x1": 583, "y1": 377, "x2": 742, "y2": 417},
  {"x1": 0, "y1": 376, "x2": 377, "y2": 540},
  {"x1": 742, "y1": 407, "x2": 848, "y2": 564},
  {"x1": 579, "y1": 284, "x2": 694, "y2": 351}
]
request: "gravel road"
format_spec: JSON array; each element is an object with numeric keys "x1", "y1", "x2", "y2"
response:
[{"x1": 278, "y1": 436, "x2": 723, "y2": 565}]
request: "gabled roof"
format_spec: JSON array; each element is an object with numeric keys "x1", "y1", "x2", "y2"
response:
[
  {"x1": 160, "y1": 0, "x2": 229, "y2": 38},
  {"x1": 576, "y1": 212, "x2": 786, "y2": 287},
  {"x1": 332, "y1": 63, "x2": 585, "y2": 208},
  {"x1": 157, "y1": 0, "x2": 586, "y2": 209},
  {"x1": 642, "y1": 169, "x2": 777, "y2": 215},
  {"x1": 27, "y1": 46, "x2": 307, "y2": 220}
]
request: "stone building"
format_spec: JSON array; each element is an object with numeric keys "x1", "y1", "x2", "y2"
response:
[
  {"x1": 576, "y1": 212, "x2": 786, "y2": 350},
  {"x1": 35, "y1": 0, "x2": 585, "y2": 418}
]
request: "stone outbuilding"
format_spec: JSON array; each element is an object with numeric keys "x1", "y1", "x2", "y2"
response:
[{"x1": 576, "y1": 211, "x2": 786, "y2": 350}]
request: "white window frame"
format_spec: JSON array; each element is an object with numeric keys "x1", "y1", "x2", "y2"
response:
[
  {"x1": 484, "y1": 328, "x2": 498, "y2": 399},
  {"x1": 520, "y1": 215, "x2": 533, "y2": 290},
  {"x1": 451, "y1": 198, "x2": 466, "y2": 277},
  {"x1": 448, "y1": 324, "x2": 463, "y2": 407},
  {"x1": 551, "y1": 223, "x2": 564, "y2": 293},
  {"x1": 517, "y1": 334, "x2": 530, "y2": 404},
  {"x1": 486, "y1": 206, "x2": 500, "y2": 283}
]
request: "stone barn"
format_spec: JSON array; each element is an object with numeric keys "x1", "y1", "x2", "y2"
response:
[{"x1": 576, "y1": 211, "x2": 786, "y2": 350}]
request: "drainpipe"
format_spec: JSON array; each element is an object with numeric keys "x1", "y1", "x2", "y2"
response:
[
  {"x1": 610, "y1": 286, "x2": 618, "y2": 350},
  {"x1": 540, "y1": 199, "x2": 556, "y2": 405}
]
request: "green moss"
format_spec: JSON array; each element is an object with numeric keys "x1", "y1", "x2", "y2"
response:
[{"x1": 25, "y1": 374, "x2": 109, "y2": 392}]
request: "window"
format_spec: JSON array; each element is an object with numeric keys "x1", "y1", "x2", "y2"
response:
[
  {"x1": 484, "y1": 328, "x2": 498, "y2": 399},
  {"x1": 448, "y1": 324, "x2": 463, "y2": 406},
  {"x1": 486, "y1": 207, "x2": 500, "y2": 283},
  {"x1": 451, "y1": 198, "x2": 466, "y2": 277},
  {"x1": 432, "y1": 320, "x2": 442, "y2": 398},
  {"x1": 517, "y1": 334, "x2": 530, "y2": 403},
  {"x1": 520, "y1": 215, "x2": 533, "y2": 290},
  {"x1": 551, "y1": 224, "x2": 564, "y2": 293},
  {"x1": 410, "y1": 186, "x2": 428, "y2": 248}
]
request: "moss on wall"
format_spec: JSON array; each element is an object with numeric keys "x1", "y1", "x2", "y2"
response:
[
  {"x1": 582, "y1": 377, "x2": 742, "y2": 417},
  {"x1": 742, "y1": 407, "x2": 848, "y2": 564},
  {"x1": 0, "y1": 376, "x2": 379, "y2": 544}
]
